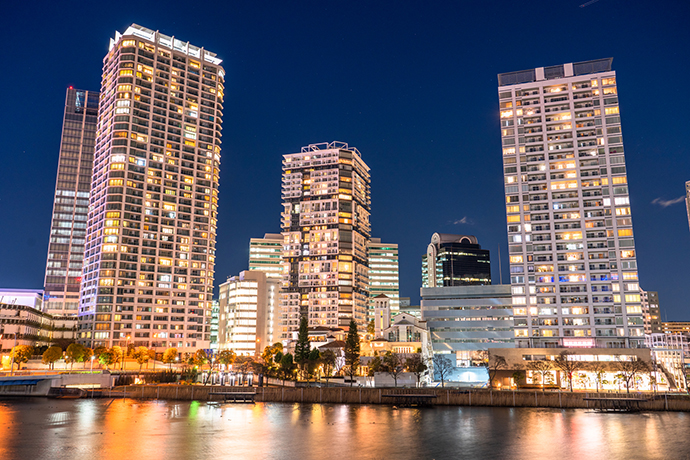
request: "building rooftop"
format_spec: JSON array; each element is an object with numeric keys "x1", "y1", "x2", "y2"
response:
[
  {"x1": 497, "y1": 58, "x2": 613, "y2": 87},
  {"x1": 110, "y1": 23, "x2": 222, "y2": 65}
]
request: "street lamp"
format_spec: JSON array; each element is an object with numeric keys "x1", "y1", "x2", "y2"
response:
[
  {"x1": 90, "y1": 355, "x2": 95, "y2": 373},
  {"x1": 123, "y1": 335, "x2": 131, "y2": 371}
]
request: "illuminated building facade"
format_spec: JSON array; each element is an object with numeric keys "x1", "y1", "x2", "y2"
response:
[
  {"x1": 281, "y1": 141, "x2": 371, "y2": 336},
  {"x1": 498, "y1": 58, "x2": 644, "y2": 348},
  {"x1": 422, "y1": 233, "x2": 491, "y2": 288},
  {"x1": 218, "y1": 271, "x2": 280, "y2": 355},
  {"x1": 367, "y1": 238, "x2": 399, "y2": 319},
  {"x1": 249, "y1": 233, "x2": 284, "y2": 280},
  {"x1": 640, "y1": 289, "x2": 661, "y2": 334},
  {"x1": 44, "y1": 88, "x2": 99, "y2": 316},
  {"x1": 78, "y1": 24, "x2": 224, "y2": 352}
]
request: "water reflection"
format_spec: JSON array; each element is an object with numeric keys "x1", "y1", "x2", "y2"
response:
[{"x1": 0, "y1": 399, "x2": 689, "y2": 459}]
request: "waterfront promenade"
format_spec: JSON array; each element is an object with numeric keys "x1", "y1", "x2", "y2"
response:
[{"x1": 93, "y1": 385, "x2": 690, "y2": 411}]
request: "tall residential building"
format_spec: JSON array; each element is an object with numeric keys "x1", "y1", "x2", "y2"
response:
[
  {"x1": 498, "y1": 58, "x2": 644, "y2": 348},
  {"x1": 218, "y1": 271, "x2": 280, "y2": 355},
  {"x1": 78, "y1": 24, "x2": 225, "y2": 352},
  {"x1": 249, "y1": 233, "x2": 284, "y2": 279},
  {"x1": 368, "y1": 238, "x2": 399, "y2": 318},
  {"x1": 281, "y1": 141, "x2": 371, "y2": 335},
  {"x1": 422, "y1": 233, "x2": 491, "y2": 288},
  {"x1": 640, "y1": 289, "x2": 661, "y2": 335},
  {"x1": 44, "y1": 88, "x2": 99, "y2": 316}
]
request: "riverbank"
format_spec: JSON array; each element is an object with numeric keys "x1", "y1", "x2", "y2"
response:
[{"x1": 89, "y1": 385, "x2": 690, "y2": 411}]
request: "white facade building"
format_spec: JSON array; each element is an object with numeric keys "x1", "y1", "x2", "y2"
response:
[
  {"x1": 218, "y1": 271, "x2": 280, "y2": 355},
  {"x1": 367, "y1": 238, "x2": 399, "y2": 318},
  {"x1": 249, "y1": 233, "x2": 284, "y2": 280},
  {"x1": 78, "y1": 24, "x2": 224, "y2": 352},
  {"x1": 498, "y1": 58, "x2": 644, "y2": 348}
]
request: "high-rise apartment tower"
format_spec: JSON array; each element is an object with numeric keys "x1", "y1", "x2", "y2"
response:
[
  {"x1": 367, "y1": 238, "x2": 400, "y2": 318},
  {"x1": 281, "y1": 141, "x2": 371, "y2": 335},
  {"x1": 498, "y1": 58, "x2": 644, "y2": 348},
  {"x1": 78, "y1": 24, "x2": 224, "y2": 352},
  {"x1": 44, "y1": 88, "x2": 99, "y2": 316},
  {"x1": 422, "y1": 233, "x2": 491, "y2": 288}
]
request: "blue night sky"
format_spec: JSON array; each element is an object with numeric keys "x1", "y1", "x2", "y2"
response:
[{"x1": 1, "y1": 1, "x2": 688, "y2": 319}]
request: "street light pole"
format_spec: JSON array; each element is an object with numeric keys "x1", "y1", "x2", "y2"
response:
[{"x1": 90, "y1": 355, "x2": 95, "y2": 373}]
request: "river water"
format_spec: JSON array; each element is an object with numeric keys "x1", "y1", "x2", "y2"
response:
[{"x1": 1, "y1": 398, "x2": 689, "y2": 460}]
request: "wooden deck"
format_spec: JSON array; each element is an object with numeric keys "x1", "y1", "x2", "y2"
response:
[
  {"x1": 208, "y1": 391, "x2": 256, "y2": 403},
  {"x1": 583, "y1": 396, "x2": 650, "y2": 412},
  {"x1": 381, "y1": 394, "x2": 438, "y2": 407}
]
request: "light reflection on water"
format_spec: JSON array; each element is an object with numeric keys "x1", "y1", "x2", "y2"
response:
[{"x1": 1, "y1": 398, "x2": 689, "y2": 460}]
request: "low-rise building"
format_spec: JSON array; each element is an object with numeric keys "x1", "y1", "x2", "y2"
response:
[
  {"x1": 662, "y1": 322, "x2": 690, "y2": 335},
  {"x1": 0, "y1": 289, "x2": 44, "y2": 311},
  {"x1": 489, "y1": 347, "x2": 660, "y2": 392},
  {"x1": 218, "y1": 271, "x2": 281, "y2": 356},
  {"x1": 0, "y1": 303, "x2": 70, "y2": 352}
]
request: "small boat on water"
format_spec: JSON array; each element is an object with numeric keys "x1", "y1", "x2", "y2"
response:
[{"x1": 47, "y1": 387, "x2": 87, "y2": 399}]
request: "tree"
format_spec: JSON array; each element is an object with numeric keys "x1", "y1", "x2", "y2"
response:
[
  {"x1": 367, "y1": 320, "x2": 375, "y2": 336},
  {"x1": 83, "y1": 347, "x2": 94, "y2": 369},
  {"x1": 193, "y1": 349, "x2": 208, "y2": 369},
  {"x1": 111, "y1": 346, "x2": 124, "y2": 370},
  {"x1": 99, "y1": 349, "x2": 117, "y2": 370},
  {"x1": 307, "y1": 348, "x2": 321, "y2": 380},
  {"x1": 294, "y1": 316, "x2": 311, "y2": 380},
  {"x1": 162, "y1": 348, "x2": 178, "y2": 370},
  {"x1": 383, "y1": 352, "x2": 406, "y2": 387},
  {"x1": 93, "y1": 346, "x2": 107, "y2": 360},
  {"x1": 585, "y1": 360, "x2": 607, "y2": 393},
  {"x1": 615, "y1": 355, "x2": 650, "y2": 394},
  {"x1": 65, "y1": 343, "x2": 86, "y2": 371},
  {"x1": 527, "y1": 360, "x2": 553, "y2": 392},
  {"x1": 10, "y1": 345, "x2": 34, "y2": 371},
  {"x1": 261, "y1": 343, "x2": 283, "y2": 377},
  {"x1": 132, "y1": 346, "x2": 150, "y2": 373},
  {"x1": 217, "y1": 349, "x2": 237, "y2": 368},
  {"x1": 487, "y1": 353, "x2": 508, "y2": 388},
  {"x1": 42, "y1": 346, "x2": 63, "y2": 370},
  {"x1": 368, "y1": 356, "x2": 383, "y2": 377},
  {"x1": 432, "y1": 354, "x2": 453, "y2": 388},
  {"x1": 279, "y1": 353, "x2": 295, "y2": 380},
  {"x1": 406, "y1": 355, "x2": 428, "y2": 387},
  {"x1": 512, "y1": 370, "x2": 525, "y2": 389},
  {"x1": 321, "y1": 349, "x2": 336, "y2": 386},
  {"x1": 553, "y1": 352, "x2": 580, "y2": 392},
  {"x1": 344, "y1": 319, "x2": 361, "y2": 386}
]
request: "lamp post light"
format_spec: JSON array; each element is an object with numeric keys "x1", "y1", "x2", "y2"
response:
[{"x1": 90, "y1": 355, "x2": 95, "y2": 373}]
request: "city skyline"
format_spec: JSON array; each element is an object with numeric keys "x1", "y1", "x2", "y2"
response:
[{"x1": 1, "y1": 2, "x2": 689, "y2": 321}]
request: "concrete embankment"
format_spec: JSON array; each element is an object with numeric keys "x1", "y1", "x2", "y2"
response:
[{"x1": 99, "y1": 385, "x2": 690, "y2": 411}]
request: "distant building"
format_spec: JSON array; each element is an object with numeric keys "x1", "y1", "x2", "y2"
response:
[
  {"x1": 218, "y1": 271, "x2": 281, "y2": 356},
  {"x1": 662, "y1": 322, "x2": 690, "y2": 335},
  {"x1": 373, "y1": 294, "x2": 391, "y2": 338},
  {"x1": 210, "y1": 299, "x2": 220, "y2": 351},
  {"x1": 422, "y1": 233, "x2": 491, "y2": 288},
  {"x1": 0, "y1": 289, "x2": 44, "y2": 311},
  {"x1": 368, "y1": 238, "x2": 400, "y2": 318},
  {"x1": 43, "y1": 88, "x2": 99, "y2": 317},
  {"x1": 363, "y1": 313, "x2": 430, "y2": 356},
  {"x1": 640, "y1": 289, "x2": 661, "y2": 334},
  {"x1": 645, "y1": 333, "x2": 687, "y2": 392},
  {"x1": 421, "y1": 284, "x2": 513, "y2": 368},
  {"x1": 249, "y1": 233, "x2": 284, "y2": 280}
]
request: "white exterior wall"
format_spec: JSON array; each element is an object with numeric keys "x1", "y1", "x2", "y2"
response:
[{"x1": 498, "y1": 60, "x2": 644, "y2": 348}]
